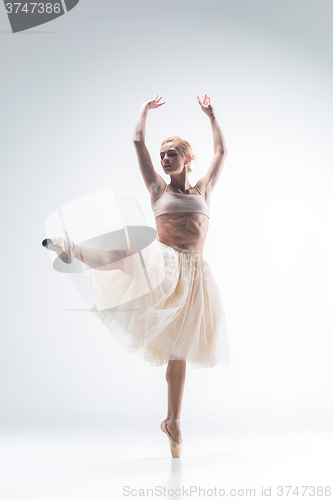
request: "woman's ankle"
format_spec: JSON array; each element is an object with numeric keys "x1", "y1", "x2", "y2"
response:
[{"x1": 166, "y1": 416, "x2": 181, "y2": 422}]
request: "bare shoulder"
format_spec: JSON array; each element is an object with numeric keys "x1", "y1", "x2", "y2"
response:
[
  {"x1": 149, "y1": 176, "x2": 167, "y2": 206},
  {"x1": 195, "y1": 178, "x2": 212, "y2": 206}
]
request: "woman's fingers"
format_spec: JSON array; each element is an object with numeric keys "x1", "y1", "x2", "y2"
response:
[
  {"x1": 197, "y1": 95, "x2": 204, "y2": 107},
  {"x1": 154, "y1": 95, "x2": 165, "y2": 105},
  {"x1": 198, "y1": 94, "x2": 213, "y2": 117},
  {"x1": 147, "y1": 95, "x2": 166, "y2": 108},
  {"x1": 198, "y1": 94, "x2": 211, "y2": 107},
  {"x1": 205, "y1": 96, "x2": 211, "y2": 107},
  {"x1": 153, "y1": 94, "x2": 212, "y2": 109}
]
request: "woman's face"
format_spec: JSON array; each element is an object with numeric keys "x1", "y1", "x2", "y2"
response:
[{"x1": 160, "y1": 141, "x2": 186, "y2": 175}]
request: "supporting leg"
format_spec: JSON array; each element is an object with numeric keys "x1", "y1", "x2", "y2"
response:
[{"x1": 165, "y1": 359, "x2": 186, "y2": 444}]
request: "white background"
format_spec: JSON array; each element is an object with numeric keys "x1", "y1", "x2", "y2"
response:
[{"x1": 1, "y1": 0, "x2": 332, "y2": 419}]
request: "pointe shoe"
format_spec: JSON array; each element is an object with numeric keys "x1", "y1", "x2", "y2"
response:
[
  {"x1": 42, "y1": 236, "x2": 75, "y2": 264},
  {"x1": 161, "y1": 418, "x2": 182, "y2": 458}
]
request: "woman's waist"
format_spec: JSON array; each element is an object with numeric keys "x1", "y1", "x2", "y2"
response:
[
  {"x1": 156, "y1": 237, "x2": 205, "y2": 257},
  {"x1": 156, "y1": 220, "x2": 208, "y2": 249}
]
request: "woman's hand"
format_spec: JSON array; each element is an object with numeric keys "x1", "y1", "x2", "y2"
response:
[
  {"x1": 197, "y1": 94, "x2": 215, "y2": 119},
  {"x1": 147, "y1": 94, "x2": 166, "y2": 110},
  {"x1": 133, "y1": 95, "x2": 165, "y2": 142}
]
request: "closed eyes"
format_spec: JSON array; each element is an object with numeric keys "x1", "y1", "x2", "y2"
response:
[{"x1": 160, "y1": 151, "x2": 178, "y2": 159}]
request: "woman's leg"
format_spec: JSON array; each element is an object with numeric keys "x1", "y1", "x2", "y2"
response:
[
  {"x1": 74, "y1": 245, "x2": 128, "y2": 271},
  {"x1": 43, "y1": 235, "x2": 136, "y2": 275},
  {"x1": 165, "y1": 359, "x2": 186, "y2": 444}
]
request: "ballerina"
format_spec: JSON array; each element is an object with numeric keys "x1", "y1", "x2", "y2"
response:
[{"x1": 42, "y1": 94, "x2": 230, "y2": 458}]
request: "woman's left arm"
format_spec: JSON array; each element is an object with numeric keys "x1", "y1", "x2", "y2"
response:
[{"x1": 197, "y1": 95, "x2": 227, "y2": 193}]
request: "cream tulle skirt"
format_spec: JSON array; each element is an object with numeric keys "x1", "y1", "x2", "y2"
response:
[{"x1": 88, "y1": 239, "x2": 230, "y2": 369}]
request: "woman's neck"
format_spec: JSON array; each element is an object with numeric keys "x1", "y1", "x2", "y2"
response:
[{"x1": 169, "y1": 173, "x2": 191, "y2": 192}]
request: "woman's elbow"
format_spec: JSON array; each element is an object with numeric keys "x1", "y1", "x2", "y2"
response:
[
  {"x1": 133, "y1": 136, "x2": 144, "y2": 145},
  {"x1": 216, "y1": 149, "x2": 227, "y2": 157}
]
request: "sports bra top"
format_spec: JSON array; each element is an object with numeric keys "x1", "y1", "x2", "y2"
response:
[{"x1": 152, "y1": 184, "x2": 210, "y2": 219}]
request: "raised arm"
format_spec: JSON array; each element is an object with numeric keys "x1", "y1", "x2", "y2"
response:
[
  {"x1": 197, "y1": 95, "x2": 227, "y2": 194},
  {"x1": 133, "y1": 95, "x2": 165, "y2": 192}
]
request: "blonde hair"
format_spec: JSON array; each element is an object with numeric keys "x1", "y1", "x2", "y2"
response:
[{"x1": 161, "y1": 136, "x2": 196, "y2": 173}]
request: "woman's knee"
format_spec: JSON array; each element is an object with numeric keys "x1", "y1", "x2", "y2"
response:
[
  {"x1": 101, "y1": 249, "x2": 127, "y2": 269},
  {"x1": 166, "y1": 359, "x2": 186, "y2": 382}
]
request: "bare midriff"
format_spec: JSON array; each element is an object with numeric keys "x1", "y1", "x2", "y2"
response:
[{"x1": 155, "y1": 212, "x2": 209, "y2": 255}]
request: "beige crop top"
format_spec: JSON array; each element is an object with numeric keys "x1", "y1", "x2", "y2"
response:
[{"x1": 152, "y1": 184, "x2": 210, "y2": 219}]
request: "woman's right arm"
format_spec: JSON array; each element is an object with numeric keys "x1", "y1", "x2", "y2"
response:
[{"x1": 133, "y1": 95, "x2": 165, "y2": 192}]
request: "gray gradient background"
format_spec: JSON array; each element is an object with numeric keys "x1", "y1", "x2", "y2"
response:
[{"x1": 0, "y1": 0, "x2": 332, "y2": 418}]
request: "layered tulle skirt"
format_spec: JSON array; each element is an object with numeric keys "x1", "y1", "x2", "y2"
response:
[{"x1": 88, "y1": 239, "x2": 230, "y2": 369}]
